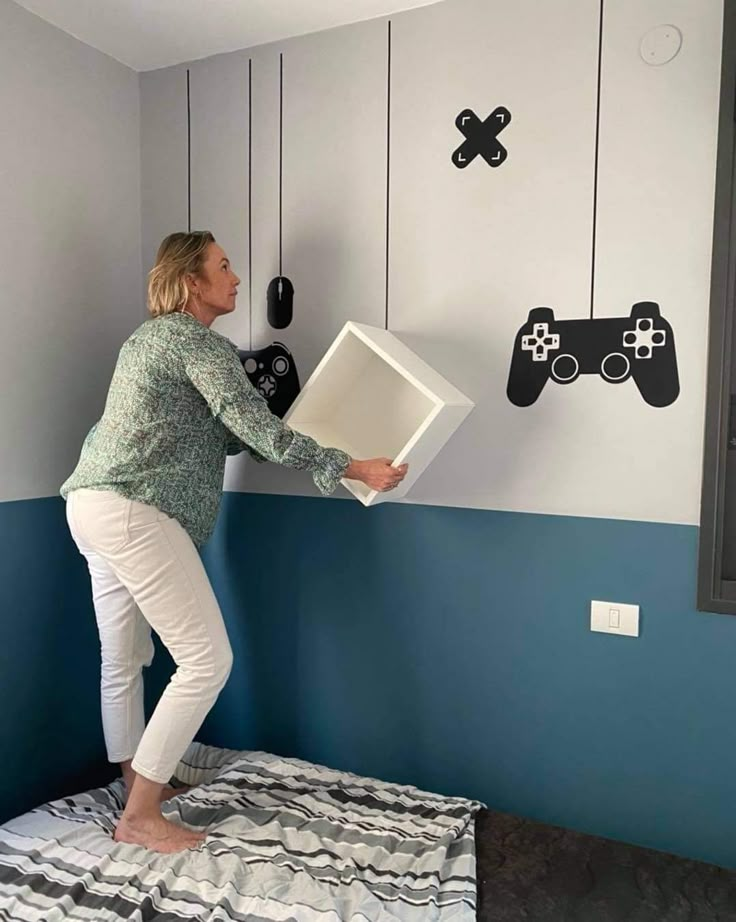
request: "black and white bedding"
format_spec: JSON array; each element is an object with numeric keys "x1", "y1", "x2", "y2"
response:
[{"x1": 0, "y1": 743, "x2": 484, "y2": 921}]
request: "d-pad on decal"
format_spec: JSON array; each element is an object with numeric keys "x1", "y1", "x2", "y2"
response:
[
  {"x1": 452, "y1": 107, "x2": 511, "y2": 169},
  {"x1": 258, "y1": 374, "x2": 277, "y2": 398},
  {"x1": 521, "y1": 322, "x2": 560, "y2": 362}
]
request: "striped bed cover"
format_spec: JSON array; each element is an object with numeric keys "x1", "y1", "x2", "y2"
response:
[{"x1": 0, "y1": 742, "x2": 484, "y2": 921}]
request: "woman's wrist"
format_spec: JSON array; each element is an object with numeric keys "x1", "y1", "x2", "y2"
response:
[{"x1": 344, "y1": 458, "x2": 363, "y2": 481}]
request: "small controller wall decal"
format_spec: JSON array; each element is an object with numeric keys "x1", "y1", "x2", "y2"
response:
[
  {"x1": 506, "y1": 302, "x2": 680, "y2": 408},
  {"x1": 238, "y1": 343, "x2": 301, "y2": 418},
  {"x1": 452, "y1": 107, "x2": 511, "y2": 169},
  {"x1": 238, "y1": 55, "x2": 301, "y2": 419}
]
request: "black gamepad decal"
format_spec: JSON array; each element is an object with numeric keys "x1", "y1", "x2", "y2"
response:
[
  {"x1": 507, "y1": 303, "x2": 680, "y2": 408},
  {"x1": 238, "y1": 343, "x2": 301, "y2": 419},
  {"x1": 452, "y1": 107, "x2": 511, "y2": 169}
]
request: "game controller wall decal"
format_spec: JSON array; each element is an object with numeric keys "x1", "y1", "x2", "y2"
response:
[
  {"x1": 452, "y1": 106, "x2": 511, "y2": 169},
  {"x1": 506, "y1": 4, "x2": 679, "y2": 411},
  {"x1": 238, "y1": 55, "x2": 301, "y2": 419},
  {"x1": 507, "y1": 302, "x2": 680, "y2": 408},
  {"x1": 184, "y1": 63, "x2": 300, "y2": 419},
  {"x1": 238, "y1": 342, "x2": 300, "y2": 418}
]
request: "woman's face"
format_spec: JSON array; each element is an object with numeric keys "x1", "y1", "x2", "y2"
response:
[{"x1": 191, "y1": 243, "x2": 241, "y2": 320}]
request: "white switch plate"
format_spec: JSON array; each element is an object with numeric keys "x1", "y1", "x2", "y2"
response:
[{"x1": 591, "y1": 600, "x2": 640, "y2": 637}]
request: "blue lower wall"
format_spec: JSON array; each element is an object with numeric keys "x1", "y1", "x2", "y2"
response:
[
  {"x1": 201, "y1": 492, "x2": 736, "y2": 869},
  {"x1": 0, "y1": 498, "x2": 114, "y2": 823},
  {"x1": 3, "y1": 493, "x2": 736, "y2": 869}
]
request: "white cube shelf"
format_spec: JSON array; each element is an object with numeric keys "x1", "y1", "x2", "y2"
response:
[{"x1": 284, "y1": 322, "x2": 474, "y2": 506}]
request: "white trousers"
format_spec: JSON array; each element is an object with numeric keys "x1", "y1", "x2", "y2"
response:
[{"x1": 66, "y1": 489, "x2": 233, "y2": 784}]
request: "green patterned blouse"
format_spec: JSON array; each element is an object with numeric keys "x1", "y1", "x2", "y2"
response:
[{"x1": 60, "y1": 312, "x2": 351, "y2": 546}]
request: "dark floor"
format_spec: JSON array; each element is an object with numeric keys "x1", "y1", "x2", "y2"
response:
[{"x1": 475, "y1": 810, "x2": 736, "y2": 921}]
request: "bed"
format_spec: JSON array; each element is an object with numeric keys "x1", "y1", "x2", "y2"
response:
[{"x1": 0, "y1": 742, "x2": 484, "y2": 921}]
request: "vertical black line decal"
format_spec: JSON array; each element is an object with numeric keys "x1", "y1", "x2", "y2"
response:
[
  {"x1": 186, "y1": 68, "x2": 191, "y2": 233},
  {"x1": 248, "y1": 58, "x2": 253, "y2": 351},
  {"x1": 279, "y1": 52, "x2": 284, "y2": 279},
  {"x1": 385, "y1": 20, "x2": 392, "y2": 331},
  {"x1": 590, "y1": 0, "x2": 604, "y2": 319}
]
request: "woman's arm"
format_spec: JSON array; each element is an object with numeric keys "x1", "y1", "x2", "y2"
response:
[
  {"x1": 225, "y1": 431, "x2": 267, "y2": 462},
  {"x1": 187, "y1": 341, "x2": 406, "y2": 494}
]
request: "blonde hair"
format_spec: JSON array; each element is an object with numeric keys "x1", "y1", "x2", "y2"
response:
[{"x1": 147, "y1": 231, "x2": 215, "y2": 317}]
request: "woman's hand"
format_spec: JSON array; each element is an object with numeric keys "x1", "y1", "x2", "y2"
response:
[{"x1": 345, "y1": 458, "x2": 409, "y2": 492}]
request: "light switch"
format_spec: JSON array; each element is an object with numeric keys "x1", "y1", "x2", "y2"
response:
[{"x1": 591, "y1": 600, "x2": 639, "y2": 637}]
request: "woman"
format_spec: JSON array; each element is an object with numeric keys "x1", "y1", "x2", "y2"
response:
[{"x1": 61, "y1": 231, "x2": 408, "y2": 853}]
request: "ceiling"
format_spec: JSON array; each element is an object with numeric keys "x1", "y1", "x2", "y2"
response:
[{"x1": 11, "y1": 0, "x2": 444, "y2": 72}]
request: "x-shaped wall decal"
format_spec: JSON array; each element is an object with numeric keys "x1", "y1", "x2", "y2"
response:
[{"x1": 452, "y1": 106, "x2": 511, "y2": 169}]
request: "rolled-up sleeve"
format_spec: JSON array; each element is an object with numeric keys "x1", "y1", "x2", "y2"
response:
[{"x1": 186, "y1": 341, "x2": 351, "y2": 495}]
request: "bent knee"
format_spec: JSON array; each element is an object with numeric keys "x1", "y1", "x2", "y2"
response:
[
  {"x1": 187, "y1": 642, "x2": 233, "y2": 694},
  {"x1": 214, "y1": 643, "x2": 233, "y2": 689}
]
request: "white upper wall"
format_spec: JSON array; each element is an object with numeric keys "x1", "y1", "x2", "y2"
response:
[
  {"x1": 0, "y1": 0, "x2": 142, "y2": 502},
  {"x1": 10, "y1": 0, "x2": 444, "y2": 71},
  {"x1": 139, "y1": 0, "x2": 723, "y2": 525},
  {"x1": 4, "y1": 0, "x2": 722, "y2": 524},
  {"x1": 387, "y1": 0, "x2": 722, "y2": 525}
]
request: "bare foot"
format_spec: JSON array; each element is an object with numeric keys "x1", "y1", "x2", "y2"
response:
[{"x1": 114, "y1": 813, "x2": 205, "y2": 853}]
